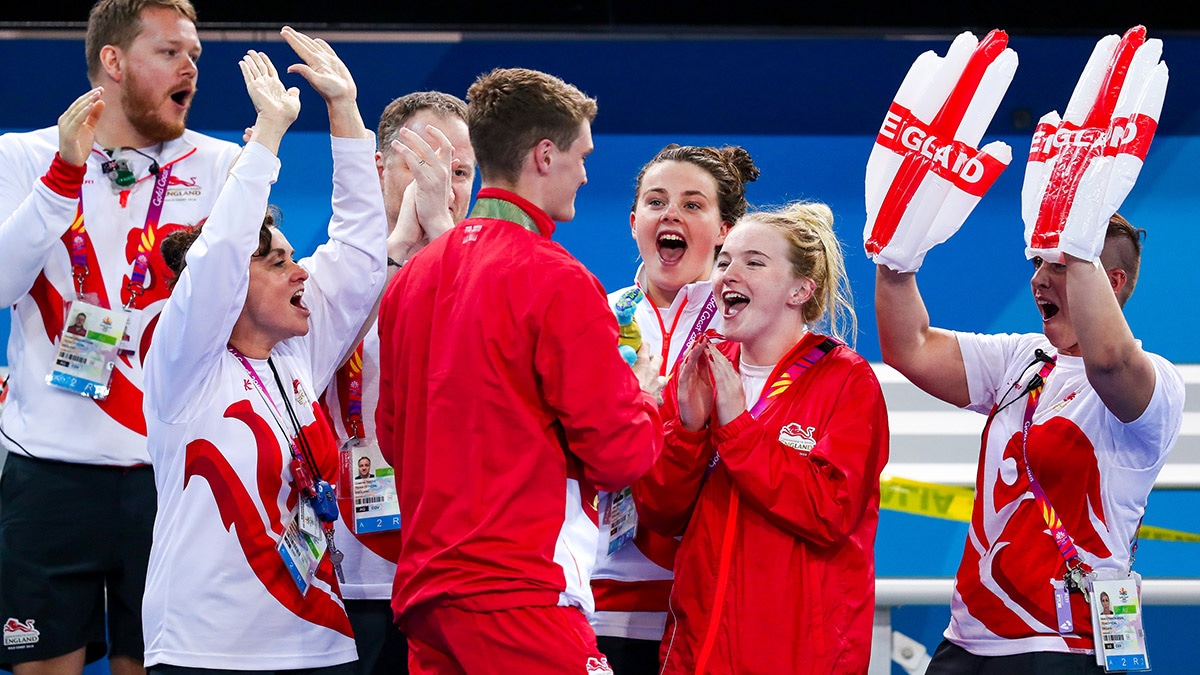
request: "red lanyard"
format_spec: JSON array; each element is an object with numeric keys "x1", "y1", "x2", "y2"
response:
[
  {"x1": 643, "y1": 288, "x2": 719, "y2": 376},
  {"x1": 334, "y1": 342, "x2": 366, "y2": 439},
  {"x1": 228, "y1": 347, "x2": 324, "y2": 488},
  {"x1": 70, "y1": 148, "x2": 196, "y2": 306},
  {"x1": 646, "y1": 291, "x2": 689, "y2": 376}
]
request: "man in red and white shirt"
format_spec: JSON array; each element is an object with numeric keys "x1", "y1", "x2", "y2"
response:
[
  {"x1": 0, "y1": 2, "x2": 239, "y2": 672},
  {"x1": 877, "y1": 215, "x2": 1184, "y2": 671},
  {"x1": 322, "y1": 90, "x2": 475, "y2": 674}
]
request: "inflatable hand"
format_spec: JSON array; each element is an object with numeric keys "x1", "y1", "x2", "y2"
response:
[
  {"x1": 864, "y1": 30, "x2": 1017, "y2": 273},
  {"x1": 614, "y1": 287, "x2": 644, "y2": 367},
  {"x1": 1023, "y1": 26, "x2": 1167, "y2": 263}
]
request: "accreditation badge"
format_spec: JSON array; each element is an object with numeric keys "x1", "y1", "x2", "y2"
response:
[
  {"x1": 339, "y1": 437, "x2": 400, "y2": 535},
  {"x1": 598, "y1": 486, "x2": 638, "y2": 556},
  {"x1": 1090, "y1": 572, "x2": 1150, "y2": 672},
  {"x1": 278, "y1": 503, "x2": 328, "y2": 596},
  {"x1": 46, "y1": 299, "x2": 128, "y2": 400}
]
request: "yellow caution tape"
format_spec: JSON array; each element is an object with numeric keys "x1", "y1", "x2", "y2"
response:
[
  {"x1": 880, "y1": 475, "x2": 975, "y2": 523},
  {"x1": 1135, "y1": 525, "x2": 1200, "y2": 544},
  {"x1": 880, "y1": 476, "x2": 1200, "y2": 543}
]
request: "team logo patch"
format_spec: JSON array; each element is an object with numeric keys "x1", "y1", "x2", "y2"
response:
[
  {"x1": 3, "y1": 618, "x2": 40, "y2": 648},
  {"x1": 292, "y1": 378, "x2": 309, "y2": 407},
  {"x1": 586, "y1": 656, "x2": 614, "y2": 674},
  {"x1": 167, "y1": 175, "x2": 203, "y2": 199},
  {"x1": 778, "y1": 423, "x2": 816, "y2": 455},
  {"x1": 1048, "y1": 390, "x2": 1077, "y2": 414}
]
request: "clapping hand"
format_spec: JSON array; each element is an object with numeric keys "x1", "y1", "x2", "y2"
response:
[
  {"x1": 57, "y1": 88, "x2": 105, "y2": 167},
  {"x1": 394, "y1": 124, "x2": 458, "y2": 241}
]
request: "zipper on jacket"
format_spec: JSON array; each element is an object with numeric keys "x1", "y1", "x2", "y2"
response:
[{"x1": 694, "y1": 488, "x2": 740, "y2": 675}]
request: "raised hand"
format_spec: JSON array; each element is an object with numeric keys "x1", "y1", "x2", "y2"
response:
[
  {"x1": 1022, "y1": 26, "x2": 1167, "y2": 263},
  {"x1": 280, "y1": 26, "x2": 366, "y2": 138},
  {"x1": 58, "y1": 88, "x2": 105, "y2": 166},
  {"x1": 239, "y1": 50, "x2": 300, "y2": 155},
  {"x1": 864, "y1": 30, "x2": 1017, "y2": 273},
  {"x1": 393, "y1": 124, "x2": 457, "y2": 240}
]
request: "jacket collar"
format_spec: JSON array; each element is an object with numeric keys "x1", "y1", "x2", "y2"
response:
[{"x1": 470, "y1": 187, "x2": 557, "y2": 238}]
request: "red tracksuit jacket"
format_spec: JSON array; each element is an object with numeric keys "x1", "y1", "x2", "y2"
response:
[
  {"x1": 636, "y1": 333, "x2": 888, "y2": 674},
  {"x1": 377, "y1": 188, "x2": 663, "y2": 624}
]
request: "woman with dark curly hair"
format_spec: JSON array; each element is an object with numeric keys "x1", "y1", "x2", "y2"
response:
[
  {"x1": 592, "y1": 144, "x2": 759, "y2": 673},
  {"x1": 140, "y1": 29, "x2": 386, "y2": 673}
]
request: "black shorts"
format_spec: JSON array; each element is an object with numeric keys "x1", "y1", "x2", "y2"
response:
[
  {"x1": 595, "y1": 635, "x2": 660, "y2": 675},
  {"x1": 0, "y1": 453, "x2": 156, "y2": 667},
  {"x1": 926, "y1": 639, "x2": 1110, "y2": 675},
  {"x1": 344, "y1": 599, "x2": 408, "y2": 675}
]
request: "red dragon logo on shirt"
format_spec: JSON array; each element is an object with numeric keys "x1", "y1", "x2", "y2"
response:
[
  {"x1": 28, "y1": 210, "x2": 193, "y2": 435},
  {"x1": 956, "y1": 417, "x2": 1110, "y2": 648},
  {"x1": 183, "y1": 398, "x2": 352, "y2": 636}
]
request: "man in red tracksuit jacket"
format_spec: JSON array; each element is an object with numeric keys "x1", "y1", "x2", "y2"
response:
[{"x1": 376, "y1": 67, "x2": 665, "y2": 674}]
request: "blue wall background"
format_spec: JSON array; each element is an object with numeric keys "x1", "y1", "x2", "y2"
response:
[
  {"x1": 3, "y1": 31, "x2": 1198, "y2": 673},
  {"x1": 2, "y1": 32, "x2": 1197, "y2": 363}
]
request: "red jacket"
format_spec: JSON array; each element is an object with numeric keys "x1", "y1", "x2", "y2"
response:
[
  {"x1": 377, "y1": 188, "x2": 663, "y2": 623},
  {"x1": 635, "y1": 333, "x2": 888, "y2": 674}
]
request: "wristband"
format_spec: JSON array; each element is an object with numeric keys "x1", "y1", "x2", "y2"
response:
[{"x1": 41, "y1": 153, "x2": 87, "y2": 198}]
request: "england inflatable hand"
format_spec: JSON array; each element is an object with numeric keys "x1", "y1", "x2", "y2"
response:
[
  {"x1": 1023, "y1": 26, "x2": 1167, "y2": 263},
  {"x1": 864, "y1": 30, "x2": 1017, "y2": 273}
]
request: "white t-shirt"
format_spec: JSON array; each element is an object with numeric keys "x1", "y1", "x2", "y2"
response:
[
  {"x1": 0, "y1": 127, "x2": 240, "y2": 465},
  {"x1": 142, "y1": 137, "x2": 386, "y2": 669},
  {"x1": 738, "y1": 358, "x2": 773, "y2": 409},
  {"x1": 946, "y1": 331, "x2": 1184, "y2": 656}
]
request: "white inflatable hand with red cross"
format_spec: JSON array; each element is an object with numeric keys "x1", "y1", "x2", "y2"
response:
[
  {"x1": 1023, "y1": 26, "x2": 1167, "y2": 264},
  {"x1": 864, "y1": 30, "x2": 1017, "y2": 273}
]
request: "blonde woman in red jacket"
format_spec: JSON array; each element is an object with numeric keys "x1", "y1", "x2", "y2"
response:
[{"x1": 635, "y1": 202, "x2": 889, "y2": 674}]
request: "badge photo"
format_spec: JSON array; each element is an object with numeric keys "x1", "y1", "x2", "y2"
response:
[
  {"x1": 341, "y1": 437, "x2": 400, "y2": 535},
  {"x1": 47, "y1": 299, "x2": 129, "y2": 400}
]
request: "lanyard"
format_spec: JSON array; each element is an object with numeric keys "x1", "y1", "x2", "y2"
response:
[
  {"x1": 748, "y1": 337, "x2": 837, "y2": 418},
  {"x1": 643, "y1": 288, "x2": 719, "y2": 376},
  {"x1": 228, "y1": 346, "x2": 323, "y2": 483},
  {"x1": 1016, "y1": 356, "x2": 1091, "y2": 574},
  {"x1": 71, "y1": 148, "x2": 195, "y2": 305},
  {"x1": 334, "y1": 342, "x2": 366, "y2": 439}
]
